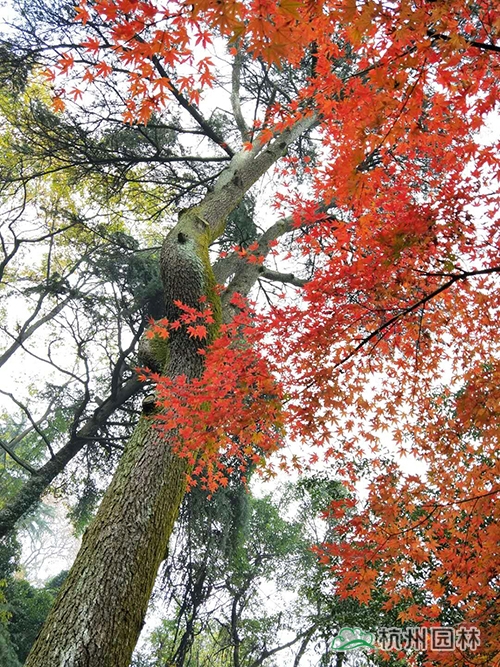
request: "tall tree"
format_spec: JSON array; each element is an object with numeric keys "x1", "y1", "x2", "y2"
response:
[
  {"x1": 0, "y1": 60, "x2": 167, "y2": 534},
  {"x1": 24, "y1": 107, "x2": 315, "y2": 667},
  {"x1": 0, "y1": 0, "x2": 497, "y2": 665},
  {"x1": 0, "y1": 0, "x2": 311, "y2": 533}
]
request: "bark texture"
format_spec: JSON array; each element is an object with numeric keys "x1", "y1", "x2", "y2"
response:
[
  {"x1": 24, "y1": 219, "x2": 207, "y2": 667},
  {"x1": 24, "y1": 418, "x2": 188, "y2": 667}
]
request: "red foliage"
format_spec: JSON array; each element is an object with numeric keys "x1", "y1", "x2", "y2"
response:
[
  {"x1": 68, "y1": 0, "x2": 500, "y2": 663},
  {"x1": 138, "y1": 302, "x2": 284, "y2": 494}
]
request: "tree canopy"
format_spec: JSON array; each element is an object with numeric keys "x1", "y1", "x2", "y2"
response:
[{"x1": 0, "y1": 0, "x2": 499, "y2": 665}]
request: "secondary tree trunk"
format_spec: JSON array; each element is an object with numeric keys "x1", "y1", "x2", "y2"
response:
[{"x1": 0, "y1": 375, "x2": 142, "y2": 540}]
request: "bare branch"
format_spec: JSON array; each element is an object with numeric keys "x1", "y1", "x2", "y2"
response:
[
  {"x1": 0, "y1": 391, "x2": 55, "y2": 457},
  {"x1": 249, "y1": 625, "x2": 317, "y2": 667},
  {"x1": 0, "y1": 294, "x2": 72, "y2": 368},
  {"x1": 259, "y1": 268, "x2": 308, "y2": 288},
  {"x1": 0, "y1": 438, "x2": 37, "y2": 475},
  {"x1": 231, "y1": 47, "x2": 250, "y2": 143},
  {"x1": 148, "y1": 51, "x2": 235, "y2": 157}
]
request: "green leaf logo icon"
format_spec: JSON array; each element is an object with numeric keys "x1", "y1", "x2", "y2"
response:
[{"x1": 331, "y1": 627, "x2": 375, "y2": 651}]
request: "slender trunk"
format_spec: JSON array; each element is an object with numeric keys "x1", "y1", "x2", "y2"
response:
[
  {"x1": 0, "y1": 375, "x2": 142, "y2": 539},
  {"x1": 231, "y1": 591, "x2": 242, "y2": 667}
]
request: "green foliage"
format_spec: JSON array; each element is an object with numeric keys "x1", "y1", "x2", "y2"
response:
[
  {"x1": 0, "y1": 623, "x2": 22, "y2": 667},
  {"x1": 3, "y1": 579, "x2": 54, "y2": 662},
  {"x1": 218, "y1": 195, "x2": 258, "y2": 253},
  {"x1": 44, "y1": 570, "x2": 68, "y2": 592},
  {"x1": 66, "y1": 479, "x2": 101, "y2": 536},
  {"x1": 0, "y1": 536, "x2": 21, "y2": 582},
  {"x1": 98, "y1": 113, "x2": 177, "y2": 161},
  {"x1": 0, "y1": 392, "x2": 91, "y2": 514},
  {"x1": 0, "y1": 571, "x2": 67, "y2": 664},
  {"x1": 89, "y1": 232, "x2": 164, "y2": 318},
  {"x1": 0, "y1": 531, "x2": 67, "y2": 664},
  {"x1": 295, "y1": 472, "x2": 346, "y2": 513},
  {"x1": 184, "y1": 478, "x2": 251, "y2": 563},
  {"x1": 0, "y1": 43, "x2": 34, "y2": 95},
  {"x1": 137, "y1": 483, "x2": 312, "y2": 667},
  {"x1": 133, "y1": 476, "x2": 418, "y2": 667}
]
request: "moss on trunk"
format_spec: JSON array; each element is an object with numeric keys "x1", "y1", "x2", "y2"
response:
[
  {"x1": 25, "y1": 117, "x2": 317, "y2": 667},
  {"x1": 25, "y1": 211, "x2": 218, "y2": 667},
  {"x1": 25, "y1": 417, "x2": 188, "y2": 667}
]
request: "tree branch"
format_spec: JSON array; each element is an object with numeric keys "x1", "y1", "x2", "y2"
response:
[
  {"x1": 0, "y1": 374, "x2": 142, "y2": 538},
  {"x1": 0, "y1": 294, "x2": 72, "y2": 368},
  {"x1": 333, "y1": 265, "x2": 500, "y2": 372},
  {"x1": 259, "y1": 268, "x2": 308, "y2": 287},
  {"x1": 0, "y1": 390, "x2": 55, "y2": 458},
  {"x1": 249, "y1": 625, "x2": 317, "y2": 667},
  {"x1": 428, "y1": 30, "x2": 500, "y2": 54},
  {"x1": 148, "y1": 52, "x2": 235, "y2": 158},
  {"x1": 292, "y1": 625, "x2": 317, "y2": 667},
  {"x1": 0, "y1": 438, "x2": 37, "y2": 474},
  {"x1": 231, "y1": 46, "x2": 250, "y2": 143}
]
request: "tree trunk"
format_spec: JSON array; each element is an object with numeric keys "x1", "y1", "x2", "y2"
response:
[
  {"x1": 25, "y1": 117, "x2": 316, "y2": 667},
  {"x1": 24, "y1": 417, "x2": 189, "y2": 667},
  {"x1": 25, "y1": 207, "x2": 209, "y2": 667}
]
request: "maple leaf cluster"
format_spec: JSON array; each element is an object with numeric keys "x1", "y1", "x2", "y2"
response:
[
  {"x1": 66, "y1": 0, "x2": 320, "y2": 118},
  {"x1": 138, "y1": 301, "x2": 284, "y2": 494},
  {"x1": 315, "y1": 441, "x2": 500, "y2": 666},
  {"x1": 65, "y1": 0, "x2": 500, "y2": 130}
]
